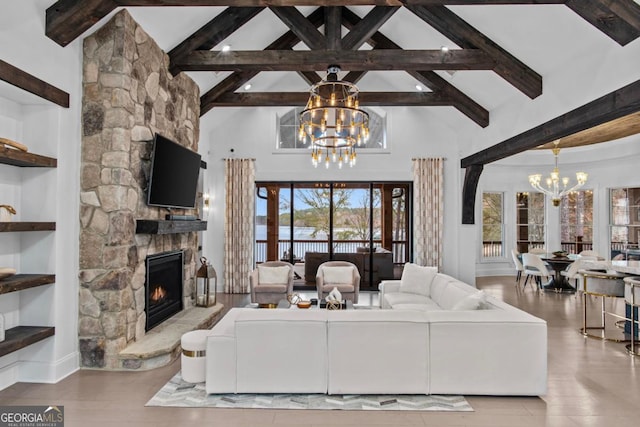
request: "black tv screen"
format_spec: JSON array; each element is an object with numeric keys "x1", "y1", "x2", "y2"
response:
[{"x1": 147, "y1": 133, "x2": 201, "y2": 210}]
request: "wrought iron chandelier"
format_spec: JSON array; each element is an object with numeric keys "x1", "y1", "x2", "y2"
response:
[
  {"x1": 528, "y1": 140, "x2": 588, "y2": 207},
  {"x1": 299, "y1": 66, "x2": 370, "y2": 169}
]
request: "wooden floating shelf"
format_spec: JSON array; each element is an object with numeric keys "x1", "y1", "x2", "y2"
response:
[
  {"x1": 0, "y1": 146, "x2": 57, "y2": 167},
  {"x1": 136, "y1": 220, "x2": 207, "y2": 235},
  {"x1": 0, "y1": 222, "x2": 56, "y2": 232},
  {"x1": 0, "y1": 274, "x2": 55, "y2": 295},
  {"x1": 0, "y1": 326, "x2": 55, "y2": 358}
]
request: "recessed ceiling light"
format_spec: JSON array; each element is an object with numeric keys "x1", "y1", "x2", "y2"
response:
[
  {"x1": 415, "y1": 84, "x2": 423, "y2": 92},
  {"x1": 244, "y1": 83, "x2": 252, "y2": 91},
  {"x1": 221, "y1": 45, "x2": 231, "y2": 52},
  {"x1": 440, "y1": 46, "x2": 449, "y2": 53}
]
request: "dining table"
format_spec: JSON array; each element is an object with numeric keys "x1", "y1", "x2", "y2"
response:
[{"x1": 539, "y1": 253, "x2": 578, "y2": 293}]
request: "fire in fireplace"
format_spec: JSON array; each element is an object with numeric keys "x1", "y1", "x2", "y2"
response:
[{"x1": 145, "y1": 251, "x2": 184, "y2": 331}]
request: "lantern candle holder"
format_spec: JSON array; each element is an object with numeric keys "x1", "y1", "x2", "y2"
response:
[{"x1": 196, "y1": 257, "x2": 217, "y2": 307}]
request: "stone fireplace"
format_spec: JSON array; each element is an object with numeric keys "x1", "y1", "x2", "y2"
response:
[
  {"x1": 78, "y1": 10, "x2": 201, "y2": 369},
  {"x1": 145, "y1": 251, "x2": 184, "y2": 331}
]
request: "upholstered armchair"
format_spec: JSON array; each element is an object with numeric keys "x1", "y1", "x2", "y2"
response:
[
  {"x1": 316, "y1": 261, "x2": 361, "y2": 303},
  {"x1": 249, "y1": 261, "x2": 294, "y2": 306}
]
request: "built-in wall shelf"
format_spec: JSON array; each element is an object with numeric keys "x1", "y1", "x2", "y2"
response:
[
  {"x1": 0, "y1": 222, "x2": 56, "y2": 232},
  {"x1": 136, "y1": 220, "x2": 207, "y2": 235},
  {"x1": 0, "y1": 146, "x2": 57, "y2": 168},
  {"x1": 0, "y1": 274, "x2": 55, "y2": 295},
  {"x1": 0, "y1": 326, "x2": 55, "y2": 358}
]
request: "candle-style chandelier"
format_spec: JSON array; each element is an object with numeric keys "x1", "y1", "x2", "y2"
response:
[
  {"x1": 299, "y1": 65, "x2": 370, "y2": 169},
  {"x1": 528, "y1": 140, "x2": 588, "y2": 207}
]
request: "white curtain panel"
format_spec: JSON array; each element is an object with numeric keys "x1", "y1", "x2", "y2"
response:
[
  {"x1": 412, "y1": 158, "x2": 444, "y2": 270},
  {"x1": 224, "y1": 158, "x2": 255, "y2": 294}
]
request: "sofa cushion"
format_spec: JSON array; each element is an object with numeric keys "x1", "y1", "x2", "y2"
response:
[
  {"x1": 323, "y1": 266, "x2": 354, "y2": 284},
  {"x1": 399, "y1": 263, "x2": 437, "y2": 296},
  {"x1": 258, "y1": 265, "x2": 289, "y2": 284},
  {"x1": 393, "y1": 302, "x2": 443, "y2": 312},
  {"x1": 433, "y1": 281, "x2": 477, "y2": 310},
  {"x1": 452, "y1": 290, "x2": 489, "y2": 310},
  {"x1": 384, "y1": 292, "x2": 432, "y2": 307},
  {"x1": 430, "y1": 274, "x2": 456, "y2": 302}
]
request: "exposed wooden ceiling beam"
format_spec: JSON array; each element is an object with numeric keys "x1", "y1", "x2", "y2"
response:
[
  {"x1": 269, "y1": 6, "x2": 326, "y2": 49},
  {"x1": 566, "y1": 0, "x2": 640, "y2": 46},
  {"x1": 169, "y1": 7, "x2": 264, "y2": 74},
  {"x1": 46, "y1": 0, "x2": 118, "y2": 47},
  {"x1": 0, "y1": 60, "x2": 70, "y2": 108},
  {"x1": 200, "y1": 7, "x2": 325, "y2": 115},
  {"x1": 406, "y1": 4, "x2": 543, "y2": 99},
  {"x1": 460, "y1": 78, "x2": 640, "y2": 223},
  {"x1": 325, "y1": 7, "x2": 342, "y2": 50},
  {"x1": 203, "y1": 91, "x2": 456, "y2": 107},
  {"x1": 460, "y1": 78, "x2": 640, "y2": 167},
  {"x1": 177, "y1": 49, "x2": 495, "y2": 72},
  {"x1": 112, "y1": 1, "x2": 567, "y2": 5},
  {"x1": 341, "y1": 6, "x2": 489, "y2": 127},
  {"x1": 341, "y1": 6, "x2": 399, "y2": 50}
]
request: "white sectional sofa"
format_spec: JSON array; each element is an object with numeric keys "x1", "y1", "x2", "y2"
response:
[{"x1": 205, "y1": 265, "x2": 547, "y2": 396}]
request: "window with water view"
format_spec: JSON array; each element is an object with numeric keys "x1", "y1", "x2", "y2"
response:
[{"x1": 255, "y1": 182, "x2": 410, "y2": 290}]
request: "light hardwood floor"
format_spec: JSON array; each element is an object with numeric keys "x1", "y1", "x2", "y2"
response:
[{"x1": 1, "y1": 276, "x2": 639, "y2": 427}]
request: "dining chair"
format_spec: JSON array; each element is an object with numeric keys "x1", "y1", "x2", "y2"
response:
[
  {"x1": 522, "y1": 253, "x2": 552, "y2": 291},
  {"x1": 529, "y1": 247, "x2": 547, "y2": 255},
  {"x1": 511, "y1": 249, "x2": 524, "y2": 287}
]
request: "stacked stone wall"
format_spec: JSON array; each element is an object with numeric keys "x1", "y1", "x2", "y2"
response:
[{"x1": 79, "y1": 10, "x2": 200, "y2": 369}]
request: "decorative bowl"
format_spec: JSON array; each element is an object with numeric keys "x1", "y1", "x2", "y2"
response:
[
  {"x1": 297, "y1": 301, "x2": 312, "y2": 309},
  {"x1": 552, "y1": 251, "x2": 568, "y2": 257},
  {"x1": 0, "y1": 267, "x2": 17, "y2": 280}
]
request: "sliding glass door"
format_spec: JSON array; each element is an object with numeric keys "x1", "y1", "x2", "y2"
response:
[{"x1": 255, "y1": 181, "x2": 410, "y2": 289}]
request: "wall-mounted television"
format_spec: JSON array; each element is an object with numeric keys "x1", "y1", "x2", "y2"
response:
[{"x1": 147, "y1": 133, "x2": 201, "y2": 210}]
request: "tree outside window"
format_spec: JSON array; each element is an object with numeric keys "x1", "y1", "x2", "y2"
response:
[{"x1": 482, "y1": 192, "x2": 503, "y2": 258}]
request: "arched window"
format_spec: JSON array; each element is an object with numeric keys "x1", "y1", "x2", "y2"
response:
[{"x1": 276, "y1": 107, "x2": 387, "y2": 150}]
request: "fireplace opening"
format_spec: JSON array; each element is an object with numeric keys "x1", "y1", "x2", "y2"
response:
[{"x1": 145, "y1": 251, "x2": 184, "y2": 331}]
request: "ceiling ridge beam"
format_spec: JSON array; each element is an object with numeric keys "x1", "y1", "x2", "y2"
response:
[
  {"x1": 177, "y1": 49, "x2": 496, "y2": 72},
  {"x1": 341, "y1": 6, "x2": 399, "y2": 50},
  {"x1": 200, "y1": 7, "x2": 325, "y2": 115},
  {"x1": 460, "y1": 78, "x2": 640, "y2": 168},
  {"x1": 566, "y1": 0, "x2": 640, "y2": 46},
  {"x1": 112, "y1": 1, "x2": 566, "y2": 5},
  {"x1": 269, "y1": 6, "x2": 326, "y2": 49},
  {"x1": 341, "y1": 6, "x2": 489, "y2": 127},
  {"x1": 405, "y1": 4, "x2": 543, "y2": 99},
  {"x1": 169, "y1": 7, "x2": 264, "y2": 74}
]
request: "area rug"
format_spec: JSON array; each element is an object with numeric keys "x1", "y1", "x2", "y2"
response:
[{"x1": 146, "y1": 373, "x2": 473, "y2": 411}]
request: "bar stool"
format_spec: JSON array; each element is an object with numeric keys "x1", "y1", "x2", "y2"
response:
[
  {"x1": 623, "y1": 277, "x2": 640, "y2": 356},
  {"x1": 578, "y1": 269, "x2": 628, "y2": 341}
]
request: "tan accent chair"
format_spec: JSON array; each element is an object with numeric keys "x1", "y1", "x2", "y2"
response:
[
  {"x1": 316, "y1": 261, "x2": 361, "y2": 303},
  {"x1": 249, "y1": 261, "x2": 294, "y2": 306}
]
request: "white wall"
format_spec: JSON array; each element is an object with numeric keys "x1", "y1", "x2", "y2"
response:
[
  {"x1": 199, "y1": 105, "x2": 476, "y2": 286},
  {"x1": 0, "y1": 0, "x2": 82, "y2": 389}
]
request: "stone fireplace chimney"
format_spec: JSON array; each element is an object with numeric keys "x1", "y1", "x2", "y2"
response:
[{"x1": 79, "y1": 10, "x2": 200, "y2": 369}]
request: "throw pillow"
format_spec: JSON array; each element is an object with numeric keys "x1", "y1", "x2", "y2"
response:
[
  {"x1": 452, "y1": 290, "x2": 488, "y2": 311},
  {"x1": 375, "y1": 247, "x2": 392, "y2": 253},
  {"x1": 322, "y1": 266, "x2": 354, "y2": 284},
  {"x1": 258, "y1": 265, "x2": 290, "y2": 284},
  {"x1": 400, "y1": 263, "x2": 437, "y2": 296}
]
